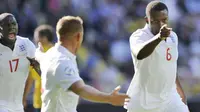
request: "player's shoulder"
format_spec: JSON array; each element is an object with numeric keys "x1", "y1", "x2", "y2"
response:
[
  {"x1": 57, "y1": 53, "x2": 75, "y2": 68},
  {"x1": 170, "y1": 31, "x2": 178, "y2": 44},
  {"x1": 57, "y1": 56, "x2": 73, "y2": 67},
  {"x1": 170, "y1": 31, "x2": 178, "y2": 38},
  {"x1": 56, "y1": 58, "x2": 76, "y2": 74},
  {"x1": 130, "y1": 28, "x2": 145, "y2": 38},
  {"x1": 16, "y1": 35, "x2": 34, "y2": 45},
  {"x1": 44, "y1": 46, "x2": 59, "y2": 57},
  {"x1": 42, "y1": 47, "x2": 67, "y2": 62},
  {"x1": 129, "y1": 27, "x2": 149, "y2": 43},
  {"x1": 16, "y1": 35, "x2": 30, "y2": 41}
]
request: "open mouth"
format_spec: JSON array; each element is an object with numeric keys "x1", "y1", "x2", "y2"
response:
[{"x1": 8, "y1": 33, "x2": 16, "y2": 40}]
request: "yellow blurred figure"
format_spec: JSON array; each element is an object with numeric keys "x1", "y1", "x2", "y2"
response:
[
  {"x1": 23, "y1": 25, "x2": 55, "y2": 112},
  {"x1": 31, "y1": 46, "x2": 52, "y2": 108}
]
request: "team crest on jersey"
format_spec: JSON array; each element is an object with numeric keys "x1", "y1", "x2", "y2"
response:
[
  {"x1": 19, "y1": 45, "x2": 26, "y2": 52},
  {"x1": 17, "y1": 44, "x2": 27, "y2": 56}
]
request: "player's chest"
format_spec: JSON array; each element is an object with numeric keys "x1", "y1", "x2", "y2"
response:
[
  {"x1": 0, "y1": 47, "x2": 30, "y2": 76},
  {"x1": 154, "y1": 39, "x2": 178, "y2": 62}
]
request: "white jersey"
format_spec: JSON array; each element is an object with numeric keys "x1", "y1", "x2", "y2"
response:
[
  {"x1": 40, "y1": 44, "x2": 82, "y2": 112},
  {"x1": 35, "y1": 47, "x2": 45, "y2": 63},
  {"x1": 125, "y1": 24, "x2": 181, "y2": 110},
  {"x1": 0, "y1": 36, "x2": 36, "y2": 110}
]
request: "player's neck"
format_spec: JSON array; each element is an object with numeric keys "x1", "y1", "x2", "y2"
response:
[
  {"x1": 0, "y1": 39, "x2": 15, "y2": 50},
  {"x1": 57, "y1": 41, "x2": 76, "y2": 55}
]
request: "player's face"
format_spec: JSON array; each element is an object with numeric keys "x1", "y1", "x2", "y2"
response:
[
  {"x1": 0, "y1": 15, "x2": 18, "y2": 44},
  {"x1": 35, "y1": 36, "x2": 48, "y2": 45},
  {"x1": 148, "y1": 9, "x2": 168, "y2": 35}
]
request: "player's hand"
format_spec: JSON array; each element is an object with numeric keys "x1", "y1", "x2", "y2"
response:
[
  {"x1": 159, "y1": 24, "x2": 172, "y2": 40},
  {"x1": 27, "y1": 57, "x2": 41, "y2": 75},
  {"x1": 108, "y1": 86, "x2": 130, "y2": 106}
]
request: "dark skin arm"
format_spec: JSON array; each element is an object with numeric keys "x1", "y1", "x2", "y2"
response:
[
  {"x1": 176, "y1": 75, "x2": 187, "y2": 105},
  {"x1": 136, "y1": 25, "x2": 171, "y2": 60},
  {"x1": 137, "y1": 36, "x2": 161, "y2": 60},
  {"x1": 27, "y1": 57, "x2": 41, "y2": 75}
]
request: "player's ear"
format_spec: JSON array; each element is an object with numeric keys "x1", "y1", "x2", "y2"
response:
[
  {"x1": 145, "y1": 16, "x2": 149, "y2": 24},
  {"x1": 75, "y1": 32, "x2": 81, "y2": 42}
]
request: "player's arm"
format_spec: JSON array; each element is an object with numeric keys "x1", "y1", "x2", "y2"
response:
[
  {"x1": 57, "y1": 62, "x2": 130, "y2": 106},
  {"x1": 136, "y1": 35, "x2": 162, "y2": 60},
  {"x1": 69, "y1": 80, "x2": 129, "y2": 106},
  {"x1": 176, "y1": 75, "x2": 187, "y2": 105},
  {"x1": 135, "y1": 25, "x2": 172, "y2": 60},
  {"x1": 27, "y1": 57, "x2": 41, "y2": 75},
  {"x1": 23, "y1": 71, "x2": 34, "y2": 108}
]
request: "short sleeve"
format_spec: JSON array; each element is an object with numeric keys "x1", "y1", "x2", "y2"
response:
[
  {"x1": 170, "y1": 31, "x2": 178, "y2": 46},
  {"x1": 55, "y1": 61, "x2": 82, "y2": 91},
  {"x1": 26, "y1": 39, "x2": 36, "y2": 58},
  {"x1": 129, "y1": 31, "x2": 150, "y2": 57}
]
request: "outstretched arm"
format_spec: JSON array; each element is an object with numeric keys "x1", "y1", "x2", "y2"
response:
[
  {"x1": 69, "y1": 80, "x2": 129, "y2": 106},
  {"x1": 135, "y1": 25, "x2": 171, "y2": 60}
]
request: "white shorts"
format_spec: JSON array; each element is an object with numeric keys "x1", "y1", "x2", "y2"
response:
[
  {"x1": 127, "y1": 104, "x2": 189, "y2": 112},
  {"x1": 126, "y1": 94, "x2": 189, "y2": 112}
]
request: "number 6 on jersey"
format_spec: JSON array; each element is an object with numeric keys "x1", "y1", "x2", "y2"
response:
[
  {"x1": 166, "y1": 48, "x2": 172, "y2": 61},
  {"x1": 9, "y1": 59, "x2": 19, "y2": 72}
]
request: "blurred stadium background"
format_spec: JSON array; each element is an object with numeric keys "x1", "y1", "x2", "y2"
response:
[{"x1": 1, "y1": 0, "x2": 200, "y2": 112}]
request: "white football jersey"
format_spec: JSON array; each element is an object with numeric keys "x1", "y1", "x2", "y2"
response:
[
  {"x1": 0, "y1": 36, "x2": 36, "y2": 110},
  {"x1": 125, "y1": 24, "x2": 181, "y2": 110},
  {"x1": 40, "y1": 44, "x2": 82, "y2": 112},
  {"x1": 35, "y1": 47, "x2": 45, "y2": 63}
]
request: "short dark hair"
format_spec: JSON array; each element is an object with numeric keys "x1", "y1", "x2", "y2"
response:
[
  {"x1": 145, "y1": 1, "x2": 168, "y2": 18},
  {"x1": 34, "y1": 25, "x2": 54, "y2": 42},
  {"x1": 56, "y1": 16, "x2": 83, "y2": 40}
]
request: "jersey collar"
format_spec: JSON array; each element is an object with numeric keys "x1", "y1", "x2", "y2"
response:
[
  {"x1": 0, "y1": 36, "x2": 19, "y2": 51},
  {"x1": 55, "y1": 43, "x2": 76, "y2": 60}
]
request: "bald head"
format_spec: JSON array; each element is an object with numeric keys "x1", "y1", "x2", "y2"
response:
[
  {"x1": 56, "y1": 16, "x2": 83, "y2": 40},
  {"x1": 145, "y1": 1, "x2": 168, "y2": 18}
]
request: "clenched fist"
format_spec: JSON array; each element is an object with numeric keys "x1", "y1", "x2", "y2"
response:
[{"x1": 159, "y1": 24, "x2": 172, "y2": 40}]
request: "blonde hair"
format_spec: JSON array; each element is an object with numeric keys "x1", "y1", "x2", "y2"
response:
[{"x1": 56, "y1": 16, "x2": 83, "y2": 40}]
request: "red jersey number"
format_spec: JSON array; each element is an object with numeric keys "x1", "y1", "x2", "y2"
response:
[
  {"x1": 166, "y1": 48, "x2": 172, "y2": 61},
  {"x1": 9, "y1": 59, "x2": 19, "y2": 72}
]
